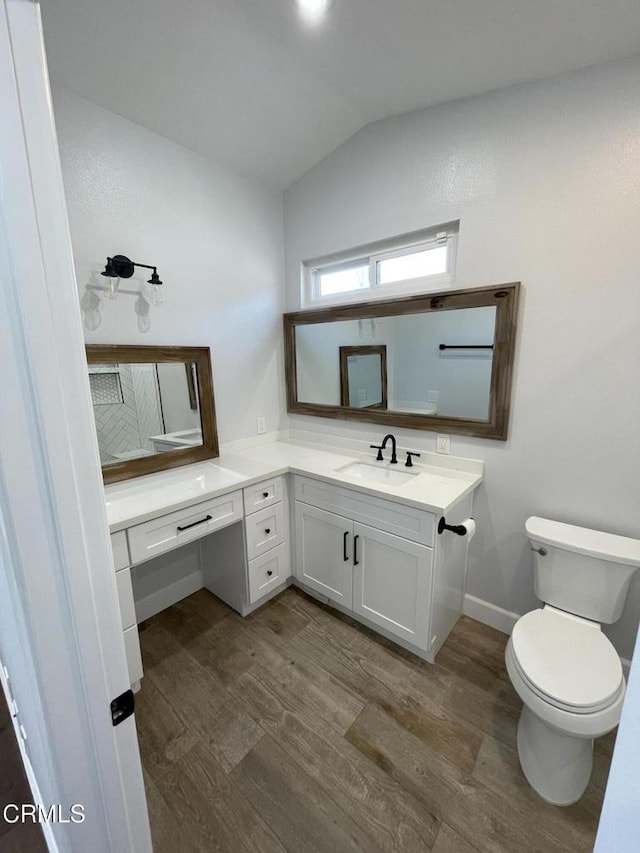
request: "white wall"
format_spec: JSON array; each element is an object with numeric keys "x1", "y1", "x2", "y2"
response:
[
  {"x1": 52, "y1": 87, "x2": 288, "y2": 611},
  {"x1": 283, "y1": 57, "x2": 640, "y2": 658},
  {"x1": 53, "y1": 87, "x2": 287, "y2": 446}
]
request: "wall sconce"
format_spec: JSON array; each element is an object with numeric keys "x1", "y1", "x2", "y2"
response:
[{"x1": 101, "y1": 254, "x2": 164, "y2": 304}]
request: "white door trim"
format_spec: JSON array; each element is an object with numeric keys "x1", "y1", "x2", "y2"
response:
[{"x1": 0, "y1": 1, "x2": 151, "y2": 850}]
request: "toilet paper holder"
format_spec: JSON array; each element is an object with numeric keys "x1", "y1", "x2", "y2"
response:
[{"x1": 438, "y1": 517, "x2": 470, "y2": 536}]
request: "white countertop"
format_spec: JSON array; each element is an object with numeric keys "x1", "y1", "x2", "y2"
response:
[{"x1": 104, "y1": 439, "x2": 483, "y2": 532}]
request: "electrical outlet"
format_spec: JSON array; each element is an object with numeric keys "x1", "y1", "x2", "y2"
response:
[
  {"x1": 436, "y1": 433, "x2": 450, "y2": 454},
  {"x1": 427, "y1": 389, "x2": 439, "y2": 403},
  {"x1": 256, "y1": 416, "x2": 266, "y2": 435}
]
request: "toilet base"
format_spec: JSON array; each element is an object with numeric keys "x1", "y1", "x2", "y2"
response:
[{"x1": 517, "y1": 706, "x2": 593, "y2": 806}]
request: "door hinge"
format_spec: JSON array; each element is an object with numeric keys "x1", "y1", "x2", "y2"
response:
[{"x1": 110, "y1": 689, "x2": 135, "y2": 726}]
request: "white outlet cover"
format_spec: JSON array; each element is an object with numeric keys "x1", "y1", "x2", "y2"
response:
[
  {"x1": 256, "y1": 417, "x2": 266, "y2": 435},
  {"x1": 427, "y1": 390, "x2": 439, "y2": 403},
  {"x1": 436, "y1": 433, "x2": 451, "y2": 454}
]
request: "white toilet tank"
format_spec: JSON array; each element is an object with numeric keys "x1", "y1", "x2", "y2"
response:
[{"x1": 526, "y1": 516, "x2": 640, "y2": 624}]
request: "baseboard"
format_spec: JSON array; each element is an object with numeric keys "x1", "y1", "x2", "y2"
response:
[
  {"x1": 0, "y1": 662, "x2": 60, "y2": 853},
  {"x1": 134, "y1": 571, "x2": 203, "y2": 622},
  {"x1": 463, "y1": 594, "x2": 520, "y2": 635}
]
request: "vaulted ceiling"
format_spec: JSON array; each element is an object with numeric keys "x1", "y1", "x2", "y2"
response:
[{"x1": 42, "y1": 0, "x2": 640, "y2": 189}]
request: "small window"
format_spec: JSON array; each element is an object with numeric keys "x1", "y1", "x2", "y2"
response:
[
  {"x1": 302, "y1": 223, "x2": 458, "y2": 308},
  {"x1": 376, "y1": 244, "x2": 448, "y2": 284},
  {"x1": 318, "y1": 261, "x2": 369, "y2": 298}
]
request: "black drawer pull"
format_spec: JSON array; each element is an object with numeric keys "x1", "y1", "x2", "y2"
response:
[
  {"x1": 353, "y1": 534, "x2": 360, "y2": 566},
  {"x1": 343, "y1": 530, "x2": 349, "y2": 561},
  {"x1": 177, "y1": 514, "x2": 212, "y2": 532},
  {"x1": 267, "y1": 570, "x2": 273, "y2": 577},
  {"x1": 262, "y1": 492, "x2": 269, "y2": 498},
  {"x1": 265, "y1": 528, "x2": 271, "y2": 535}
]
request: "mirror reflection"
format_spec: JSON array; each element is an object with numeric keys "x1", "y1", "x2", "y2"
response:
[
  {"x1": 88, "y1": 361, "x2": 202, "y2": 465},
  {"x1": 296, "y1": 306, "x2": 496, "y2": 421},
  {"x1": 340, "y1": 346, "x2": 388, "y2": 409}
]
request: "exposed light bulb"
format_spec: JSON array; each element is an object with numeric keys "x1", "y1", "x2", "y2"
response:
[
  {"x1": 106, "y1": 276, "x2": 120, "y2": 300},
  {"x1": 148, "y1": 282, "x2": 163, "y2": 305}
]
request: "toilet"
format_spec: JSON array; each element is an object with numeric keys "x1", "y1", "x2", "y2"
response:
[{"x1": 505, "y1": 516, "x2": 640, "y2": 806}]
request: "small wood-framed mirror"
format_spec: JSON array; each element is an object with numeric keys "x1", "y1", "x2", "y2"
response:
[
  {"x1": 340, "y1": 345, "x2": 388, "y2": 409},
  {"x1": 85, "y1": 345, "x2": 218, "y2": 484}
]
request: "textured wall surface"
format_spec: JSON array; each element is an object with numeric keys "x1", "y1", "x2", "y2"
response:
[
  {"x1": 53, "y1": 87, "x2": 288, "y2": 446},
  {"x1": 284, "y1": 57, "x2": 640, "y2": 657}
]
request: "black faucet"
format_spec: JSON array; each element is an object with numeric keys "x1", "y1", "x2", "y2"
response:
[{"x1": 370, "y1": 433, "x2": 398, "y2": 464}]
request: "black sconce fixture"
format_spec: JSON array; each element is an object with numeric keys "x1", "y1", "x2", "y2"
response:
[{"x1": 101, "y1": 254, "x2": 163, "y2": 304}]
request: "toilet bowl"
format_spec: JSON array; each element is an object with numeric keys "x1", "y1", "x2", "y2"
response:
[
  {"x1": 505, "y1": 606, "x2": 625, "y2": 805},
  {"x1": 505, "y1": 517, "x2": 640, "y2": 806}
]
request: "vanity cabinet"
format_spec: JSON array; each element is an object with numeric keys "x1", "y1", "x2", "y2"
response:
[
  {"x1": 106, "y1": 456, "x2": 477, "y2": 686},
  {"x1": 127, "y1": 490, "x2": 243, "y2": 565},
  {"x1": 352, "y1": 523, "x2": 431, "y2": 645},
  {"x1": 295, "y1": 500, "x2": 432, "y2": 646},
  {"x1": 243, "y1": 476, "x2": 291, "y2": 604},
  {"x1": 295, "y1": 503, "x2": 354, "y2": 608},
  {"x1": 201, "y1": 475, "x2": 292, "y2": 613},
  {"x1": 294, "y1": 475, "x2": 468, "y2": 659},
  {"x1": 110, "y1": 530, "x2": 144, "y2": 690}
]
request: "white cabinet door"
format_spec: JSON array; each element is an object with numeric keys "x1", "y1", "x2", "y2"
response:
[
  {"x1": 295, "y1": 502, "x2": 353, "y2": 608},
  {"x1": 353, "y1": 522, "x2": 432, "y2": 649}
]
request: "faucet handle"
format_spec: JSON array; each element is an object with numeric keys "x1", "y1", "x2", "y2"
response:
[
  {"x1": 405, "y1": 451, "x2": 421, "y2": 468},
  {"x1": 370, "y1": 444, "x2": 384, "y2": 462}
]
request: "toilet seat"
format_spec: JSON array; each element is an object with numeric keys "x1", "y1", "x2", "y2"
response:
[{"x1": 510, "y1": 607, "x2": 623, "y2": 714}]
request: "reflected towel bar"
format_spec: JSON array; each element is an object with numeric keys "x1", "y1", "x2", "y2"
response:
[{"x1": 438, "y1": 344, "x2": 494, "y2": 350}]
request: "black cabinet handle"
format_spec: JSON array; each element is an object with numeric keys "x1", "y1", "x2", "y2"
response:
[
  {"x1": 177, "y1": 514, "x2": 212, "y2": 532},
  {"x1": 262, "y1": 492, "x2": 269, "y2": 498},
  {"x1": 267, "y1": 570, "x2": 273, "y2": 577},
  {"x1": 343, "y1": 530, "x2": 349, "y2": 561},
  {"x1": 353, "y1": 534, "x2": 360, "y2": 566},
  {"x1": 265, "y1": 528, "x2": 271, "y2": 535}
]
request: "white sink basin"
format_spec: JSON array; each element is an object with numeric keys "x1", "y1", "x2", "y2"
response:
[{"x1": 337, "y1": 461, "x2": 418, "y2": 486}]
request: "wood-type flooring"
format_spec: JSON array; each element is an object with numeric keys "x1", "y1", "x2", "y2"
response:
[{"x1": 137, "y1": 587, "x2": 615, "y2": 853}]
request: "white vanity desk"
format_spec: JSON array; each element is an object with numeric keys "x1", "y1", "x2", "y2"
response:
[{"x1": 106, "y1": 440, "x2": 483, "y2": 690}]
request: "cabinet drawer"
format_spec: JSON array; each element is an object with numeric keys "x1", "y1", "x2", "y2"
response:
[
  {"x1": 248, "y1": 543, "x2": 290, "y2": 603},
  {"x1": 115, "y1": 568, "x2": 136, "y2": 631},
  {"x1": 110, "y1": 530, "x2": 130, "y2": 571},
  {"x1": 244, "y1": 476, "x2": 285, "y2": 515},
  {"x1": 295, "y1": 476, "x2": 435, "y2": 545},
  {"x1": 245, "y1": 502, "x2": 287, "y2": 561},
  {"x1": 123, "y1": 625, "x2": 143, "y2": 685},
  {"x1": 127, "y1": 490, "x2": 243, "y2": 565}
]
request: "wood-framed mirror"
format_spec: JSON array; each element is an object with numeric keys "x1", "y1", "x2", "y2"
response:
[
  {"x1": 85, "y1": 345, "x2": 219, "y2": 484},
  {"x1": 339, "y1": 345, "x2": 388, "y2": 409},
  {"x1": 284, "y1": 282, "x2": 520, "y2": 440}
]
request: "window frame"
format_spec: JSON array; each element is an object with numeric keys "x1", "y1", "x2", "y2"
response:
[{"x1": 302, "y1": 223, "x2": 458, "y2": 309}]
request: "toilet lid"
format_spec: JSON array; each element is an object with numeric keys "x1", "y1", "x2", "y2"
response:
[{"x1": 511, "y1": 608, "x2": 623, "y2": 711}]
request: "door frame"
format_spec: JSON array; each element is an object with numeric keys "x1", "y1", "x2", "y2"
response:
[{"x1": 0, "y1": 1, "x2": 151, "y2": 850}]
